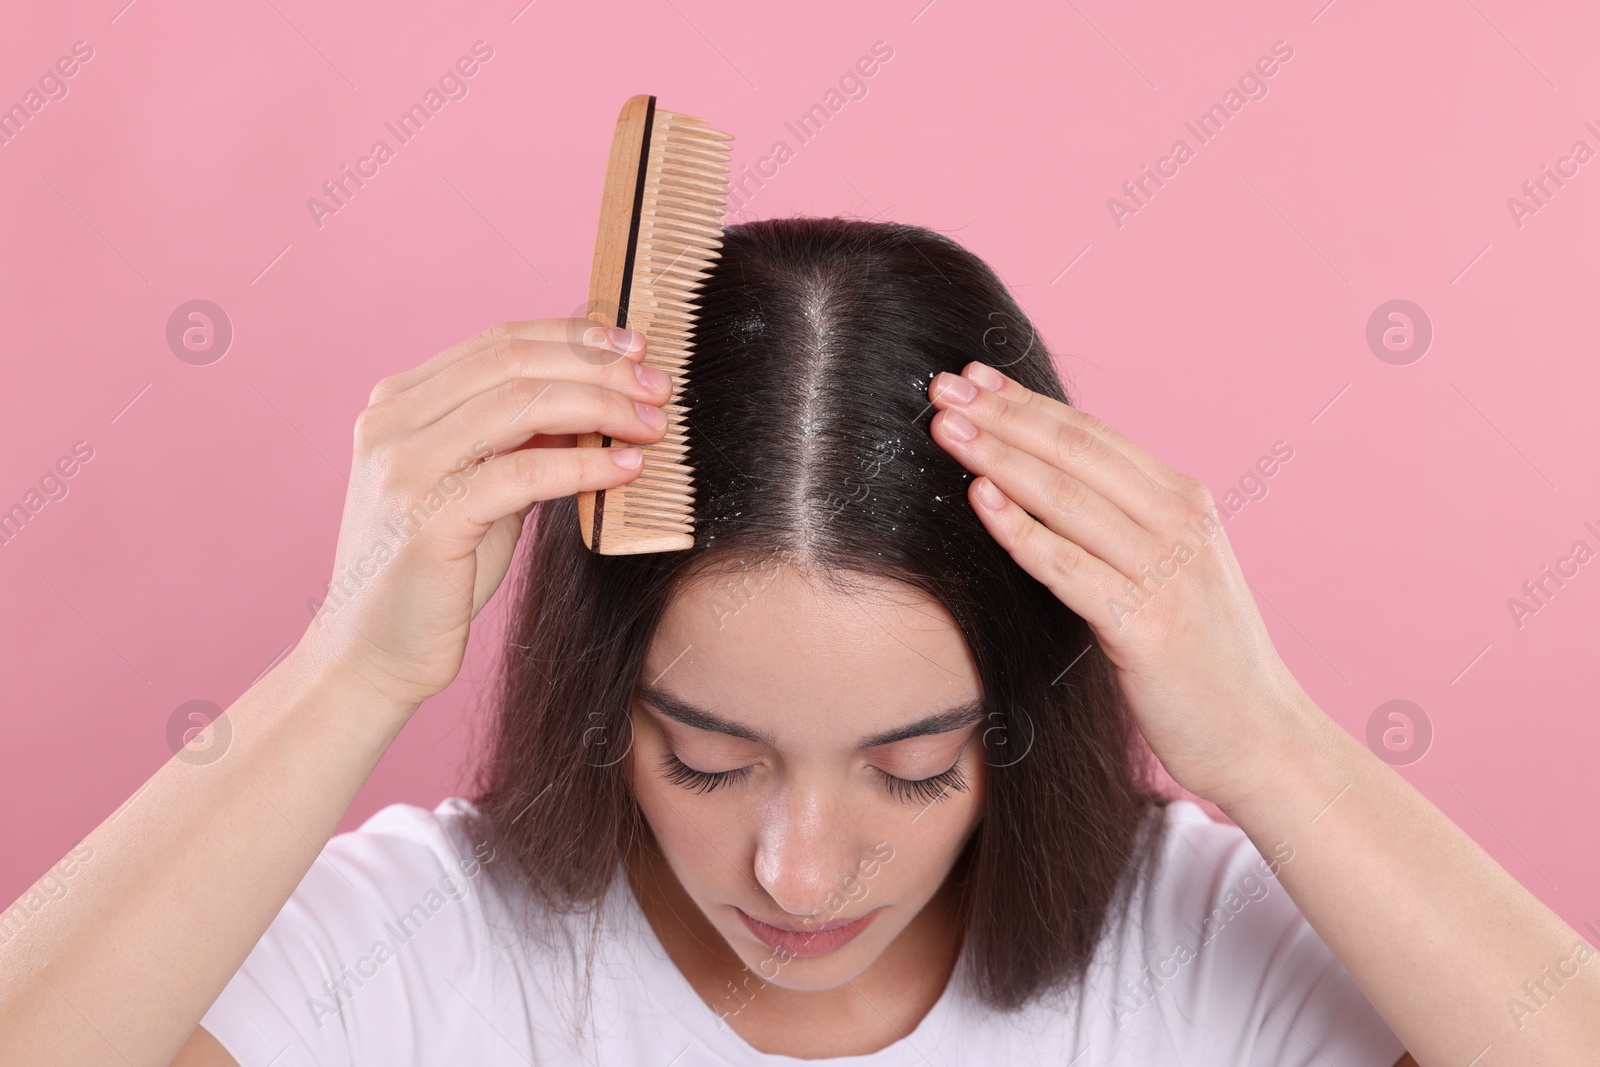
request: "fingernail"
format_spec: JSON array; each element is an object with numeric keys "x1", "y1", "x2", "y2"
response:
[
  {"x1": 609, "y1": 326, "x2": 646, "y2": 353},
  {"x1": 942, "y1": 410, "x2": 978, "y2": 441},
  {"x1": 611, "y1": 446, "x2": 643, "y2": 469},
  {"x1": 935, "y1": 373, "x2": 978, "y2": 404},
  {"x1": 635, "y1": 362, "x2": 670, "y2": 393},
  {"x1": 966, "y1": 362, "x2": 1003, "y2": 392},
  {"x1": 634, "y1": 401, "x2": 666, "y2": 429},
  {"x1": 972, "y1": 476, "x2": 1006, "y2": 511},
  {"x1": 583, "y1": 325, "x2": 647, "y2": 355}
]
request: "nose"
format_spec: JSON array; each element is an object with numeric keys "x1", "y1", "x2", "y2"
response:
[{"x1": 751, "y1": 784, "x2": 864, "y2": 922}]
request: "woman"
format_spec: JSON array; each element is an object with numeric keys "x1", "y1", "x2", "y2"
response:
[{"x1": 1, "y1": 218, "x2": 1593, "y2": 1065}]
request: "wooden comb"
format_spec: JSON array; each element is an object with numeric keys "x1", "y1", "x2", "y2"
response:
[{"x1": 577, "y1": 95, "x2": 733, "y2": 554}]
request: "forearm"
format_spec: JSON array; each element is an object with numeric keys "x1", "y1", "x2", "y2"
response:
[
  {"x1": 0, "y1": 644, "x2": 419, "y2": 1067},
  {"x1": 1217, "y1": 689, "x2": 1600, "y2": 1067}
]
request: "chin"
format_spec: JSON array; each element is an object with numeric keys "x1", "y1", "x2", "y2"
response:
[{"x1": 728, "y1": 939, "x2": 884, "y2": 991}]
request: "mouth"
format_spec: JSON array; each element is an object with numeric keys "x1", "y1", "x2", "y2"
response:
[{"x1": 735, "y1": 906, "x2": 881, "y2": 959}]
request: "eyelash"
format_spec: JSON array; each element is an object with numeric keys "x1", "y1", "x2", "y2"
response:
[
  {"x1": 655, "y1": 752, "x2": 969, "y2": 806},
  {"x1": 656, "y1": 752, "x2": 752, "y2": 795},
  {"x1": 878, "y1": 762, "x2": 969, "y2": 806}
]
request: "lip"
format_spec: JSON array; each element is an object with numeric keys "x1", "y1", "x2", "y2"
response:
[{"x1": 736, "y1": 906, "x2": 881, "y2": 959}]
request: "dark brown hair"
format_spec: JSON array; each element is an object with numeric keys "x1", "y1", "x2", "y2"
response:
[{"x1": 464, "y1": 215, "x2": 1167, "y2": 1012}]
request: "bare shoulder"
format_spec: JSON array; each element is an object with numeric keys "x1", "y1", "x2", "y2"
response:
[{"x1": 169, "y1": 1026, "x2": 238, "y2": 1067}]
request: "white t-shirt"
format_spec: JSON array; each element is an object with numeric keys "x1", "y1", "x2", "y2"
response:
[{"x1": 200, "y1": 797, "x2": 1407, "y2": 1066}]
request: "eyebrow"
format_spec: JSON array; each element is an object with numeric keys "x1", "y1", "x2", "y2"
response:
[{"x1": 636, "y1": 684, "x2": 986, "y2": 749}]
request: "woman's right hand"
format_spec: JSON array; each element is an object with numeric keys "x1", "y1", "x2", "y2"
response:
[
  {"x1": 0, "y1": 318, "x2": 671, "y2": 1067},
  {"x1": 297, "y1": 318, "x2": 672, "y2": 709}
]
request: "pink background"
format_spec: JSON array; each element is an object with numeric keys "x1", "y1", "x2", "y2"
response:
[{"x1": 3, "y1": 0, "x2": 1596, "y2": 937}]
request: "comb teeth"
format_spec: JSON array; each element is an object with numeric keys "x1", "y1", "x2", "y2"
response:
[{"x1": 580, "y1": 98, "x2": 733, "y2": 554}]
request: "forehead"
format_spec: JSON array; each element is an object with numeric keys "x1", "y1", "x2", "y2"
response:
[{"x1": 641, "y1": 563, "x2": 980, "y2": 744}]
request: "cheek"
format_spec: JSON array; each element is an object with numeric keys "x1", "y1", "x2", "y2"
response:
[
  {"x1": 856, "y1": 754, "x2": 987, "y2": 905},
  {"x1": 628, "y1": 750, "x2": 749, "y2": 894},
  {"x1": 903, "y1": 742, "x2": 987, "y2": 860}
]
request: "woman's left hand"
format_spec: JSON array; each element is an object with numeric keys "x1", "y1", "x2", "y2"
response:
[
  {"x1": 926, "y1": 360, "x2": 1312, "y2": 805},
  {"x1": 931, "y1": 361, "x2": 1600, "y2": 1067}
]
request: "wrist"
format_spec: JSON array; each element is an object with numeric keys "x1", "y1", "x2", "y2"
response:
[
  {"x1": 277, "y1": 636, "x2": 427, "y2": 730},
  {"x1": 1208, "y1": 683, "x2": 1340, "y2": 819}
]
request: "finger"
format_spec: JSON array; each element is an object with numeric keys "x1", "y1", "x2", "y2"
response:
[
  {"x1": 928, "y1": 370, "x2": 1186, "y2": 534},
  {"x1": 451, "y1": 445, "x2": 645, "y2": 528},
  {"x1": 952, "y1": 361, "x2": 1193, "y2": 497},
  {"x1": 471, "y1": 509, "x2": 530, "y2": 617},
  {"x1": 962, "y1": 474, "x2": 1130, "y2": 633},
  {"x1": 385, "y1": 334, "x2": 670, "y2": 433},
  {"x1": 928, "y1": 406, "x2": 1164, "y2": 580},
  {"x1": 371, "y1": 319, "x2": 649, "y2": 404},
  {"x1": 411, "y1": 379, "x2": 672, "y2": 468}
]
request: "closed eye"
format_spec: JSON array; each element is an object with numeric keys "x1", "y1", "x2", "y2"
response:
[
  {"x1": 656, "y1": 751, "x2": 751, "y2": 794},
  {"x1": 655, "y1": 751, "x2": 970, "y2": 806},
  {"x1": 875, "y1": 761, "x2": 968, "y2": 806}
]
